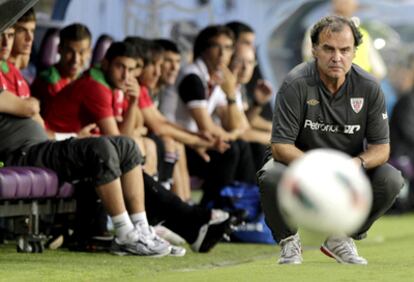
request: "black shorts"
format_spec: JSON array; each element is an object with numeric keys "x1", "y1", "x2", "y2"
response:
[{"x1": 5, "y1": 136, "x2": 142, "y2": 187}]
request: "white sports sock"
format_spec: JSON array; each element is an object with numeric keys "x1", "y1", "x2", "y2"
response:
[
  {"x1": 130, "y1": 212, "x2": 149, "y2": 232},
  {"x1": 111, "y1": 211, "x2": 134, "y2": 242},
  {"x1": 160, "y1": 181, "x2": 172, "y2": 190}
]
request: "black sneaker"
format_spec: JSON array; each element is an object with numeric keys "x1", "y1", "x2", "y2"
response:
[{"x1": 191, "y1": 210, "x2": 231, "y2": 253}]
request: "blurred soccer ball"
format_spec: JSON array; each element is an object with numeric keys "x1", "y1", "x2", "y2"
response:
[{"x1": 278, "y1": 149, "x2": 372, "y2": 235}]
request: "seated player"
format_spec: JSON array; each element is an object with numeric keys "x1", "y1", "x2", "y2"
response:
[
  {"x1": 31, "y1": 23, "x2": 92, "y2": 115},
  {"x1": 175, "y1": 25, "x2": 257, "y2": 206},
  {"x1": 42, "y1": 41, "x2": 231, "y2": 253},
  {"x1": 8, "y1": 8, "x2": 36, "y2": 71},
  {"x1": 0, "y1": 89, "x2": 172, "y2": 257}
]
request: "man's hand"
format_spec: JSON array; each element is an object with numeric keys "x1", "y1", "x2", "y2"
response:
[
  {"x1": 213, "y1": 137, "x2": 230, "y2": 153},
  {"x1": 125, "y1": 77, "x2": 140, "y2": 102},
  {"x1": 226, "y1": 128, "x2": 245, "y2": 141},
  {"x1": 27, "y1": 97, "x2": 41, "y2": 113},
  {"x1": 199, "y1": 131, "x2": 231, "y2": 153},
  {"x1": 191, "y1": 133, "x2": 215, "y2": 162},
  {"x1": 21, "y1": 96, "x2": 40, "y2": 117},
  {"x1": 193, "y1": 146, "x2": 211, "y2": 162},
  {"x1": 192, "y1": 135, "x2": 230, "y2": 160},
  {"x1": 191, "y1": 131, "x2": 231, "y2": 160},
  {"x1": 219, "y1": 64, "x2": 238, "y2": 100},
  {"x1": 136, "y1": 126, "x2": 148, "y2": 136},
  {"x1": 197, "y1": 130, "x2": 215, "y2": 143},
  {"x1": 253, "y1": 79, "x2": 273, "y2": 106},
  {"x1": 77, "y1": 123, "x2": 98, "y2": 138},
  {"x1": 0, "y1": 91, "x2": 40, "y2": 117}
]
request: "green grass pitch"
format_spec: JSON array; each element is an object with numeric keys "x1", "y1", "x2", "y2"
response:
[{"x1": 1, "y1": 213, "x2": 414, "y2": 281}]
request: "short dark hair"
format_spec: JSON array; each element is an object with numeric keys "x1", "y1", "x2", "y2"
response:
[
  {"x1": 104, "y1": 41, "x2": 137, "y2": 62},
  {"x1": 124, "y1": 36, "x2": 150, "y2": 65},
  {"x1": 225, "y1": 21, "x2": 254, "y2": 40},
  {"x1": 59, "y1": 23, "x2": 92, "y2": 45},
  {"x1": 154, "y1": 38, "x2": 180, "y2": 54},
  {"x1": 148, "y1": 40, "x2": 164, "y2": 62},
  {"x1": 310, "y1": 15, "x2": 362, "y2": 48},
  {"x1": 124, "y1": 36, "x2": 164, "y2": 66},
  {"x1": 17, "y1": 7, "x2": 36, "y2": 23},
  {"x1": 193, "y1": 25, "x2": 234, "y2": 60}
]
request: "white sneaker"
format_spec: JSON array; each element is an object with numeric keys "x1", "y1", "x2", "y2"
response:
[
  {"x1": 169, "y1": 245, "x2": 187, "y2": 257},
  {"x1": 141, "y1": 226, "x2": 172, "y2": 252},
  {"x1": 278, "y1": 233, "x2": 303, "y2": 264},
  {"x1": 154, "y1": 225, "x2": 186, "y2": 246},
  {"x1": 320, "y1": 236, "x2": 368, "y2": 265},
  {"x1": 144, "y1": 225, "x2": 186, "y2": 257},
  {"x1": 110, "y1": 228, "x2": 171, "y2": 257}
]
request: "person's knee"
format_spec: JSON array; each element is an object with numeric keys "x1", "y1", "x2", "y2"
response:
[
  {"x1": 256, "y1": 167, "x2": 273, "y2": 190},
  {"x1": 82, "y1": 138, "x2": 122, "y2": 184},
  {"x1": 116, "y1": 136, "x2": 140, "y2": 155},
  {"x1": 372, "y1": 164, "x2": 404, "y2": 201},
  {"x1": 384, "y1": 167, "x2": 405, "y2": 199},
  {"x1": 257, "y1": 160, "x2": 285, "y2": 195},
  {"x1": 113, "y1": 136, "x2": 142, "y2": 169},
  {"x1": 88, "y1": 137, "x2": 117, "y2": 160}
]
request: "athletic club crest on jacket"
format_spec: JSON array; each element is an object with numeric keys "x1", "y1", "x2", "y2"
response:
[{"x1": 350, "y1": 98, "x2": 364, "y2": 113}]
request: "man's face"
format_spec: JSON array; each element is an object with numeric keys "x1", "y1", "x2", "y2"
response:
[
  {"x1": 12, "y1": 20, "x2": 36, "y2": 56},
  {"x1": 0, "y1": 27, "x2": 15, "y2": 60},
  {"x1": 160, "y1": 51, "x2": 181, "y2": 86},
  {"x1": 312, "y1": 25, "x2": 355, "y2": 83},
  {"x1": 230, "y1": 45, "x2": 256, "y2": 84},
  {"x1": 58, "y1": 38, "x2": 91, "y2": 79},
  {"x1": 132, "y1": 57, "x2": 144, "y2": 80},
  {"x1": 236, "y1": 31, "x2": 255, "y2": 49},
  {"x1": 202, "y1": 34, "x2": 233, "y2": 73},
  {"x1": 105, "y1": 56, "x2": 137, "y2": 90},
  {"x1": 139, "y1": 56, "x2": 163, "y2": 89}
]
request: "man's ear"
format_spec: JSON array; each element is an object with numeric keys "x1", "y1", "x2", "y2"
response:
[
  {"x1": 311, "y1": 46, "x2": 317, "y2": 58},
  {"x1": 85, "y1": 47, "x2": 92, "y2": 63}
]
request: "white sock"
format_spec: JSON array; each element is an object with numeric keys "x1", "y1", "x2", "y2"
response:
[
  {"x1": 160, "y1": 181, "x2": 172, "y2": 190},
  {"x1": 111, "y1": 212, "x2": 134, "y2": 242},
  {"x1": 130, "y1": 212, "x2": 149, "y2": 232}
]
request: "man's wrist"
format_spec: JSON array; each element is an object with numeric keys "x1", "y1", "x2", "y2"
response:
[
  {"x1": 357, "y1": 155, "x2": 367, "y2": 169},
  {"x1": 128, "y1": 95, "x2": 138, "y2": 102},
  {"x1": 227, "y1": 97, "x2": 236, "y2": 104},
  {"x1": 191, "y1": 135, "x2": 201, "y2": 146}
]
